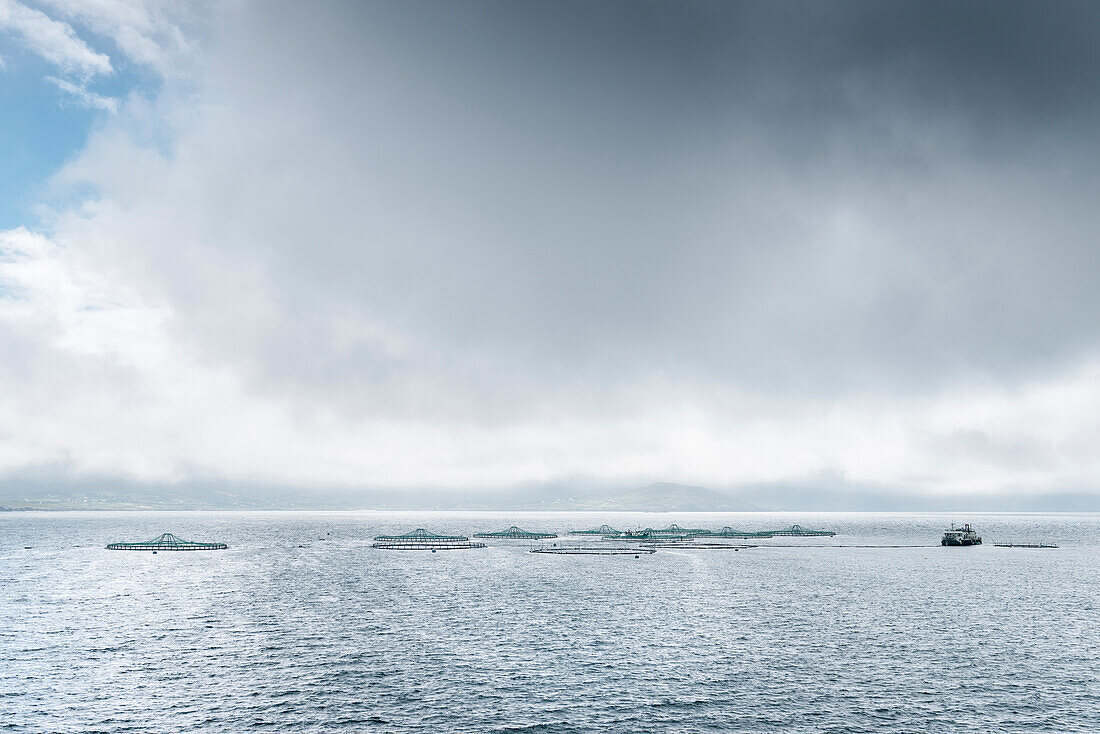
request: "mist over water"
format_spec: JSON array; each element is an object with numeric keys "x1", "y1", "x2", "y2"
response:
[{"x1": 3, "y1": 511, "x2": 1099, "y2": 732}]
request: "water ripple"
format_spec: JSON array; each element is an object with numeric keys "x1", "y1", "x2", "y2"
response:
[{"x1": 1, "y1": 511, "x2": 1098, "y2": 732}]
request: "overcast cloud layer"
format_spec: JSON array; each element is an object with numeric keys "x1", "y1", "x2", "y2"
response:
[{"x1": 3, "y1": 0, "x2": 1100, "y2": 498}]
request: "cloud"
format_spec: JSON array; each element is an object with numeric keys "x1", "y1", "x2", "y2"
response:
[
  {"x1": 35, "y1": 0, "x2": 209, "y2": 76},
  {"x1": 45, "y1": 74, "x2": 118, "y2": 111},
  {"x1": 4, "y1": 0, "x2": 1100, "y2": 497},
  {"x1": 0, "y1": 0, "x2": 112, "y2": 77},
  {"x1": 3, "y1": 219, "x2": 1099, "y2": 494}
]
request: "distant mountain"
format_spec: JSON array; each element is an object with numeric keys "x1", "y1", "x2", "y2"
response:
[
  {"x1": 0, "y1": 479, "x2": 761, "y2": 511},
  {"x1": 7, "y1": 475, "x2": 1092, "y2": 512}
]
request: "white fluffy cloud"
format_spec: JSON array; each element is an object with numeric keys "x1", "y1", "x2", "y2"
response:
[
  {"x1": 0, "y1": 0, "x2": 111, "y2": 76},
  {"x1": 0, "y1": 0, "x2": 205, "y2": 113},
  {"x1": 44, "y1": 74, "x2": 116, "y2": 110},
  {"x1": 4, "y1": 211, "x2": 1100, "y2": 494},
  {"x1": 35, "y1": 0, "x2": 205, "y2": 75}
]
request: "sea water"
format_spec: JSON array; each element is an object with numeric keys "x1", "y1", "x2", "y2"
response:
[{"x1": 2, "y1": 511, "x2": 1098, "y2": 732}]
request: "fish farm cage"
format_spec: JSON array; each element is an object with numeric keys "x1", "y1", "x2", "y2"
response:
[
  {"x1": 372, "y1": 529, "x2": 486, "y2": 550},
  {"x1": 473, "y1": 526, "x2": 557, "y2": 539},
  {"x1": 106, "y1": 533, "x2": 227, "y2": 551},
  {"x1": 640, "y1": 541, "x2": 757, "y2": 550},
  {"x1": 704, "y1": 527, "x2": 774, "y2": 539},
  {"x1": 572, "y1": 522, "x2": 838, "y2": 541},
  {"x1": 612, "y1": 524, "x2": 711, "y2": 541},
  {"x1": 570, "y1": 525, "x2": 621, "y2": 535},
  {"x1": 768, "y1": 525, "x2": 836, "y2": 537},
  {"x1": 531, "y1": 546, "x2": 655, "y2": 555}
]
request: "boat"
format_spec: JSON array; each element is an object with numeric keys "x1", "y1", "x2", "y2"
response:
[{"x1": 941, "y1": 523, "x2": 982, "y2": 546}]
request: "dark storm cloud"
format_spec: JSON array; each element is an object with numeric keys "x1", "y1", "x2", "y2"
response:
[
  {"x1": 63, "y1": 0, "x2": 1100, "y2": 424},
  {"x1": 317, "y1": 0, "x2": 1100, "y2": 157}
]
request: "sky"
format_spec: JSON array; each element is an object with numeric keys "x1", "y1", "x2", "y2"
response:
[{"x1": 1, "y1": 0, "x2": 1100, "y2": 503}]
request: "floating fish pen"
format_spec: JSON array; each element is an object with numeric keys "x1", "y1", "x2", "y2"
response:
[
  {"x1": 994, "y1": 542, "x2": 1059, "y2": 548},
  {"x1": 473, "y1": 526, "x2": 558, "y2": 539},
  {"x1": 570, "y1": 525, "x2": 621, "y2": 536},
  {"x1": 531, "y1": 546, "x2": 655, "y2": 555},
  {"x1": 767, "y1": 524, "x2": 836, "y2": 537},
  {"x1": 653, "y1": 523, "x2": 710, "y2": 536},
  {"x1": 106, "y1": 532, "x2": 227, "y2": 551},
  {"x1": 704, "y1": 526, "x2": 774, "y2": 539},
  {"x1": 640, "y1": 541, "x2": 757, "y2": 550},
  {"x1": 372, "y1": 529, "x2": 486, "y2": 550},
  {"x1": 615, "y1": 524, "x2": 711, "y2": 541}
]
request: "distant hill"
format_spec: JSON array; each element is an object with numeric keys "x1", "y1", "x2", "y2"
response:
[
  {"x1": 0, "y1": 479, "x2": 761, "y2": 511},
  {"x1": 8, "y1": 476, "x2": 1091, "y2": 512}
]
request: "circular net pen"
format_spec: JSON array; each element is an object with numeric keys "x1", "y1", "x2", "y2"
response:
[
  {"x1": 767, "y1": 524, "x2": 837, "y2": 537},
  {"x1": 704, "y1": 527, "x2": 775, "y2": 539},
  {"x1": 531, "y1": 545, "x2": 655, "y2": 555},
  {"x1": 655, "y1": 523, "x2": 710, "y2": 536},
  {"x1": 106, "y1": 532, "x2": 228, "y2": 551},
  {"x1": 473, "y1": 526, "x2": 557, "y2": 539},
  {"x1": 640, "y1": 540, "x2": 758, "y2": 550},
  {"x1": 616, "y1": 524, "x2": 711, "y2": 541},
  {"x1": 569, "y1": 525, "x2": 621, "y2": 536},
  {"x1": 372, "y1": 529, "x2": 486, "y2": 550}
]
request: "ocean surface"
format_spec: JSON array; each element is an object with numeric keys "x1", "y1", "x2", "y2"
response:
[{"x1": 2, "y1": 511, "x2": 1099, "y2": 733}]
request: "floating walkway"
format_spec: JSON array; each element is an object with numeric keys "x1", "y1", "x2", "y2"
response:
[
  {"x1": 106, "y1": 532, "x2": 227, "y2": 551},
  {"x1": 474, "y1": 526, "x2": 557, "y2": 539},
  {"x1": 570, "y1": 525, "x2": 621, "y2": 535},
  {"x1": 372, "y1": 529, "x2": 486, "y2": 550},
  {"x1": 531, "y1": 546, "x2": 654, "y2": 555}
]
